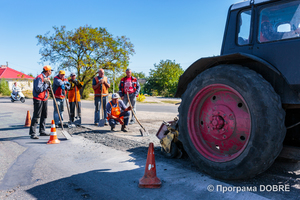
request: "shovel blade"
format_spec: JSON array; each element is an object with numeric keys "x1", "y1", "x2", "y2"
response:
[
  {"x1": 98, "y1": 119, "x2": 105, "y2": 127},
  {"x1": 139, "y1": 128, "x2": 149, "y2": 137},
  {"x1": 61, "y1": 130, "x2": 72, "y2": 139}
]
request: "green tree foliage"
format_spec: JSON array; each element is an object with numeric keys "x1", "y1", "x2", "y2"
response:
[
  {"x1": 0, "y1": 79, "x2": 11, "y2": 96},
  {"x1": 36, "y1": 25, "x2": 135, "y2": 99},
  {"x1": 132, "y1": 71, "x2": 146, "y2": 94},
  {"x1": 144, "y1": 60, "x2": 184, "y2": 97}
]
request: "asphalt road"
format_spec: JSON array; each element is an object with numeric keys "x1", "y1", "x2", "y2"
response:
[
  {"x1": 20, "y1": 97, "x2": 179, "y2": 114},
  {"x1": 0, "y1": 97, "x2": 299, "y2": 199}
]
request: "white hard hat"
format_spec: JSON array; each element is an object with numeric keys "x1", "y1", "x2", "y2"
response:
[{"x1": 112, "y1": 93, "x2": 120, "y2": 99}]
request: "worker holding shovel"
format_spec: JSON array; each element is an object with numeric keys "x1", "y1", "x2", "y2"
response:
[
  {"x1": 92, "y1": 69, "x2": 110, "y2": 126},
  {"x1": 106, "y1": 93, "x2": 131, "y2": 132},
  {"x1": 29, "y1": 65, "x2": 53, "y2": 139},
  {"x1": 118, "y1": 68, "x2": 140, "y2": 125},
  {"x1": 68, "y1": 73, "x2": 83, "y2": 123},
  {"x1": 52, "y1": 70, "x2": 71, "y2": 127}
]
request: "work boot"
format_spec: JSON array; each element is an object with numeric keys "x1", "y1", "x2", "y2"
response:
[
  {"x1": 121, "y1": 125, "x2": 128, "y2": 132},
  {"x1": 39, "y1": 132, "x2": 50, "y2": 136},
  {"x1": 30, "y1": 135, "x2": 39, "y2": 139},
  {"x1": 111, "y1": 125, "x2": 116, "y2": 132}
]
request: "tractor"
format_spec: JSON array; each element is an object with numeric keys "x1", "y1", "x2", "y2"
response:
[{"x1": 157, "y1": 0, "x2": 300, "y2": 180}]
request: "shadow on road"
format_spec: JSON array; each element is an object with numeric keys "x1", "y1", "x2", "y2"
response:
[{"x1": 0, "y1": 125, "x2": 29, "y2": 132}]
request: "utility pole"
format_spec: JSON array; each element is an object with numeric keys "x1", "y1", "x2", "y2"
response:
[{"x1": 6, "y1": 62, "x2": 8, "y2": 67}]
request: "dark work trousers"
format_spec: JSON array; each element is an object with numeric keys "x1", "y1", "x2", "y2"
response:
[
  {"x1": 29, "y1": 99, "x2": 48, "y2": 135},
  {"x1": 94, "y1": 96, "x2": 108, "y2": 124},
  {"x1": 122, "y1": 93, "x2": 136, "y2": 122},
  {"x1": 69, "y1": 101, "x2": 81, "y2": 122}
]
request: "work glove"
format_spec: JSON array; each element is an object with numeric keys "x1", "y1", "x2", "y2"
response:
[
  {"x1": 74, "y1": 80, "x2": 79, "y2": 86},
  {"x1": 125, "y1": 107, "x2": 132, "y2": 112},
  {"x1": 44, "y1": 78, "x2": 51, "y2": 85},
  {"x1": 116, "y1": 118, "x2": 124, "y2": 125},
  {"x1": 64, "y1": 81, "x2": 70, "y2": 86}
]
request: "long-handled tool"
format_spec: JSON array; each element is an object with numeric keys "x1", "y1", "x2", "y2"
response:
[
  {"x1": 99, "y1": 84, "x2": 105, "y2": 127},
  {"x1": 49, "y1": 85, "x2": 72, "y2": 139},
  {"x1": 127, "y1": 92, "x2": 149, "y2": 136},
  {"x1": 74, "y1": 85, "x2": 81, "y2": 125}
]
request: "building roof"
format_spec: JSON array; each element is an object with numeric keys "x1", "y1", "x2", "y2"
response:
[{"x1": 0, "y1": 65, "x2": 34, "y2": 79}]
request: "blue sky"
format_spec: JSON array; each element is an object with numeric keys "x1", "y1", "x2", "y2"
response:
[{"x1": 0, "y1": 0, "x2": 239, "y2": 77}]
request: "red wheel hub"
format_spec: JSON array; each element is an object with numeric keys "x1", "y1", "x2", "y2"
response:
[{"x1": 188, "y1": 84, "x2": 251, "y2": 162}]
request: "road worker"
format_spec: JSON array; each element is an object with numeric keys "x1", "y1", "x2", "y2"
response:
[{"x1": 106, "y1": 93, "x2": 131, "y2": 132}]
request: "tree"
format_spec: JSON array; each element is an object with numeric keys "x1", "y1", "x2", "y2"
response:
[
  {"x1": 144, "y1": 60, "x2": 184, "y2": 97},
  {"x1": 0, "y1": 79, "x2": 11, "y2": 96},
  {"x1": 36, "y1": 25, "x2": 135, "y2": 98}
]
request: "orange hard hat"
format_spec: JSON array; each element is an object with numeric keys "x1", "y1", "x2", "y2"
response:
[{"x1": 43, "y1": 65, "x2": 53, "y2": 71}]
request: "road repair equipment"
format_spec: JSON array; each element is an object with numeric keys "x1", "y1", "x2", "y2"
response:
[
  {"x1": 127, "y1": 92, "x2": 149, "y2": 136},
  {"x1": 47, "y1": 120, "x2": 60, "y2": 144},
  {"x1": 98, "y1": 84, "x2": 105, "y2": 127},
  {"x1": 74, "y1": 86, "x2": 81, "y2": 125},
  {"x1": 24, "y1": 110, "x2": 31, "y2": 127},
  {"x1": 156, "y1": 117, "x2": 183, "y2": 159},
  {"x1": 169, "y1": 0, "x2": 300, "y2": 180},
  {"x1": 49, "y1": 85, "x2": 72, "y2": 139},
  {"x1": 139, "y1": 142, "x2": 161, "y2": 188}
]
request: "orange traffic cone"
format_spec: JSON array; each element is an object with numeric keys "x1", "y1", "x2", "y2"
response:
[
  {"x1": 139, "y1": 142, "x2": 161, "y2": 188},
  {"x1": 47, "y1": 120, "x2": 60, "y2": 144},
  {"x1": 24, "y1": 111, "x2": 31, "y2": 127}
]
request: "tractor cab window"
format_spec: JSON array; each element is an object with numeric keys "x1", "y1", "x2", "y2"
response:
[
  {"x1": 259, "y1": 1, "x2": 300, "y2": 43},
  {"x1": 237, "y1": 10, "x2": 252, "y2": 45}
]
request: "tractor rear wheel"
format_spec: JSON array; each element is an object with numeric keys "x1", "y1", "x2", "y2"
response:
[{"x1": 179, "y1": 65, "x2": 286, "y2": 179}]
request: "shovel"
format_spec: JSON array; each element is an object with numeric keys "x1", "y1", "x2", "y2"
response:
[
  {"x1": 127, "y1": 92, "x2": 149, "y2": 136},
  {"x1": 74, "y1": 85, "x2": 81, "y2": 125},
  {"x1": 98, "y1": 84, "x2": 105, "y2": 127},
  {"x1": 49, "y1": 85, "x2": 72, "y2": 139}
]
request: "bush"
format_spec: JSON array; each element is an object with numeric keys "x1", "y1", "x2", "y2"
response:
[
  {"x1": 22, "y1": 90, "x2": 33, "y2": 99},
  {"x1": 0, "y1": 79, "x2": 11, "y2": 96},
  {"x1": 137, "y1": 94, "x2": 146, "y2": 102}
]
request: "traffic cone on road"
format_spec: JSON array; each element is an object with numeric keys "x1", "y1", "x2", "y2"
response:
[
  {"x1": 47, "y1": 120, "x2": 60, "y2": 144},
  {"x1": 24, "y1": 110, "x2": 31, "y2": 127},
  {"x1": 139, "y1": 142, "x2": 161, "y2": 188}
]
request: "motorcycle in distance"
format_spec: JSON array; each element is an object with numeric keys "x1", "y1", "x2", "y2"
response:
[{"x1": 11, "y1": 87, "x2": 25, "y2": 103}]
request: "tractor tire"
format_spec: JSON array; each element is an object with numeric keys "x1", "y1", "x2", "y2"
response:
[{"x1": 179, "y1": 64, "x2": 286, "y2": 180}]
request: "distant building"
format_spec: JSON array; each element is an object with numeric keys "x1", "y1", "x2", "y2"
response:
[{"x1": 0, "y1": 65, "x2": 34, "y2": 91}]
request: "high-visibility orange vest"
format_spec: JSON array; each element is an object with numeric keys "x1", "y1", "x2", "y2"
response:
[
  {"x1": 68, "y1": 85, "x2": 81, "y2": 102},
  {"x1": 108, "y1": 101, "x2": 123, "y2": 120},
  {"x1": 68, "y1": 80, "x2": 83, "y2": 103},
  {"x1": 93, "y1": 76, "x2": 108, "y2": 96}
]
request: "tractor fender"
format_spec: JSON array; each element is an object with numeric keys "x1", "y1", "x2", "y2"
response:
[{"x1": 175, "y1": 53, "x2": 300, "y2": 104}]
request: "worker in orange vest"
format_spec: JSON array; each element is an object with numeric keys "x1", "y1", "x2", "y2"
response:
[
  {"x1": 29, "y1": 65, "x2": 53, "y2": 139},
  {"x1": 68, "y1": 73, "x2": 83, "y2": 122},
  {"x1": 107, "y1": 93, "x2": 131, "y2": 132},
  {"x1": 52, "y1": 70, "x2": 71, "y2": 127},
  {"x1": 92, "y1": 68, "x2": 110, "y2": 126}
]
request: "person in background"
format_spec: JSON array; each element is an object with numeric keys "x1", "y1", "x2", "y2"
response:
[
  {"x1": 29, "y1": 65, "x2": 53, "y2": 139},
  {"x1": 68, "y1": 73, "x2": 83, "y2": 122},
  {"x1": 52, "y1": 70, "x2": 70, "y2": 127},
  {"x1": 106, "y1": 93, "x2": 131, "y2": 132},
  {"x1": 92, "y1": 68, "x2": 110, "y2": 126},
  {"x1": 12, "y1": 82, "x2": 19, "y2": 98},
  {"x1": 118, "y1": 68, "x2": 140, "y2": 124}
]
